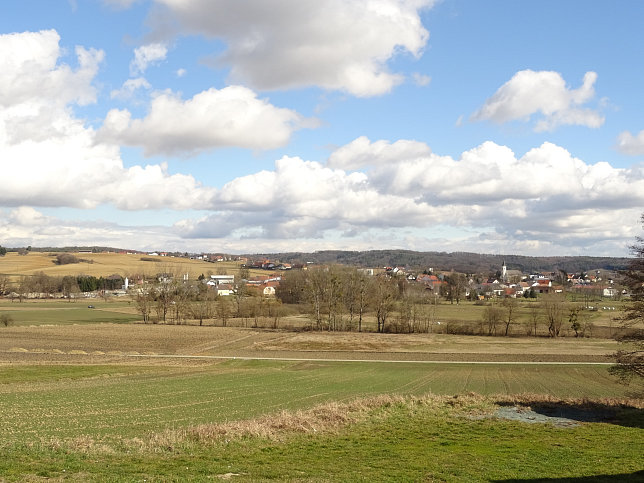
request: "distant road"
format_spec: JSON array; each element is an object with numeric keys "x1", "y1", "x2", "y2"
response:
[{"x1": 121, "y1": 353, "x2": 613, "y2": 365}]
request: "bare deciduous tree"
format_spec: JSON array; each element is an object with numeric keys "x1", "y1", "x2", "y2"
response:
[
  {"x1": 483, "y1": 304, "x2": 503, "y2": 336},
  {"x1": 541, "y1": 294, "x2": 566, "y2": 337},
  {"x1": 501, "y1": 297, "x2": 518, "y2": 336},
  {"x1": 611, "y1": 213, "x2": 644, "y2": 381}
]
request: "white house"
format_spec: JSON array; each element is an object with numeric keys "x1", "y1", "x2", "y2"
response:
[{"x1": 209, "y1": 274, "x2": 235, "y2": 285}]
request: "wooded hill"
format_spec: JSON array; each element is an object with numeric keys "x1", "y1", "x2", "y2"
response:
[{"x1": 246, "y1": 250, "x2": 630, "y2": 274}]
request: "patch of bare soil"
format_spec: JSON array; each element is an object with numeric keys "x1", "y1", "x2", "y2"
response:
[{"x1": 0, "y1": 323, "x2": 617, "y2": 364}]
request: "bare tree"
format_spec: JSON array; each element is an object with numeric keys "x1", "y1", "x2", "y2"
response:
[
  {"x1": 0, "y1": 274, "x2": 9, "y2": 296},
  {"x1": 305, "y1": 268, "x2": 326, "y2": 329},
  {"x1": 216, "y1": 296, "x2": 231, "y2": 327},
  {"x1": 482, "y1": 304, "x2": 503, "y2": 336},
  {"x1": 541, "y1": 294, "x2": 566, "y2": 337},
  {"x1": 355, "y1": 271, "x2": 370, "y2": 332},
  {"x1": 528, "y1": 303, "x2": 541, "y2": 336},
  {"x1": 191, "y1": 284, "x2": 216, "y2": 326},
  {"x1": 266, "y1": 298, "x2": 284, "y2": 329},
  {"x1": 324, "y1": 266, "x2": 344, "y2": 331},
  {"x1": 611, "y1": 213, "x2": 644, "y2": 381},
  {"x1": 445, "y1": 273, "x2": 467, "y2": 304},
  {"x1": 501, "y1": 297, "x2": 518, "y2": 336},
  {"x1": 370, "y1": 276, "x2": 397, "y2": 333},
  {"x1": 135, "y1": 285, "x2": 155, "y2": 323}
]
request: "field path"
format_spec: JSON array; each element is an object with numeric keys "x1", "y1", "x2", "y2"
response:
[
  {"x1": 0, "y1": 323, "x2": 617, "y2": 364},
  {"x1": 121, "y1": 353, "x2": 613, "y2": 365}
]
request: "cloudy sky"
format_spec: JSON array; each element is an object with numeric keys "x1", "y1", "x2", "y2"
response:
[{"x1": 1, "y1": 1, "x2": 643, "y2": 256}]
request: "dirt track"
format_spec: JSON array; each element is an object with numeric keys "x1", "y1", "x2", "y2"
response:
[{"x1": 0, "y1": 323, "x2": 616, "y2": 365}]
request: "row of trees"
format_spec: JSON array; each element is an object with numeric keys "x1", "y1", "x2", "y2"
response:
[
  {"x1": 612, "y1": 214, "x2": 644, "y2": 381},
  {"x1": 481, "y1": 295, "x2": 592, "y2": 338},
  {"x1": 134, "y1": 278, "x2": 284, "y2": 328},
  {"x1": 277, "y1": 266, "x2": 445, "y2": 333},
  {"x1": 275, "y1": 265, "x2": 605, "y2": 336},
  {"x1": 0, "y1": 273, "x2": 125, "y2": 300}
]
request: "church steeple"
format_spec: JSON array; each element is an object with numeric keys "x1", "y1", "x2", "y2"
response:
[{"x1": 502, "y1": 260, "x2": 507, "y2": 282}]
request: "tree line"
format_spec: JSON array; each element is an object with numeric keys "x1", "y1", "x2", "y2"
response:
[
  {"x1": 276, "y1": 266, "x2": 447, "y2": 333},
  {"x1": 133, "y1": 272, "x2": 284, "y2": 328},
  {"x1": 0, "y1": 273, "x2": 125, "y2": 300}
]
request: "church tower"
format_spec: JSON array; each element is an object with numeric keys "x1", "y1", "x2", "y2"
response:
[{"x1": 501, "y1": 260, "x2": 507, "y2": 282}]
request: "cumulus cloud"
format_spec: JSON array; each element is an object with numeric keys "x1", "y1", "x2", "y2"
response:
[
  {"x1": 616, "y1": 129, "x2": 644, "y2": 155},
  {"x1": 333, "y1": 137, "x2": 644, "y2": 208},
  {"x1": 0, "y1": 106, "x2": 216, "y2": 210},
  {"x1": 328, "y1": 136, "x2": 431, "y2": 170},
  {"x1": 169, "y1": 136, "x2": 644, "y2": 255},
  {"x1": 471, "y1": 70, "x2": 604, "y2": 131},
  {"x1": 110, "y1": 76, "x2": 151, "y2": 99},
  {"x1": 169, "y1": 136, "x2": 642, "y2": 254},
  {"x1": 181, "y1": 155, "x2": 444, "y2": 239},
  {"x1": 149, "y1": 0, "x2": 434, "y2": 97},
  {"x1": 130, "y1": 43, "x2": 167, "y2": 75},
  {"x1": 0, "y1": 30, "x2": 215, "y2": 210},
  {"x1": 98, "y1": 86, "x2": 311, "y2": 156},
  {"x1": 0, "y1": 29, "x2": 103, "y2": 108}
]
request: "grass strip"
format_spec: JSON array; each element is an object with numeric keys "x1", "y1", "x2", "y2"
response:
[{"x1": 1, "y1": 393, "x2": 642, "y2": 481}]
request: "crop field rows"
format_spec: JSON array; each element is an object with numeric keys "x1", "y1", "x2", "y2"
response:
[
  {"x1": 0, "y1": 359, "x2": 638, "y2": 446},
  {"x1": 0, "y1": 295, "x2": 641, "y2": 480}
]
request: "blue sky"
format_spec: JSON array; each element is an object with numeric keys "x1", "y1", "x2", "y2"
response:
[{"x1": 1, "y1": 0, "x2": 643, "y2": 256}]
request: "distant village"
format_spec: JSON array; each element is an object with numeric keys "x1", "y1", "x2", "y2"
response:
[
  {"x1": 0, "y1": 247, "x2": 627, "y2": 302},
  {"x1": 128, "y1": 251, "x2": 625, "y2": 302}
]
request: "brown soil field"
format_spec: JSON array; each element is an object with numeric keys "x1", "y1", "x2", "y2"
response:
[{"x1": 0, "y1": 323, "x2": 618, "y2": 365}]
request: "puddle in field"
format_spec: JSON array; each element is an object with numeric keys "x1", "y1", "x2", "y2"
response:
[{"x1": 488, "y1": 405, "x2": 618, "y2": 428}]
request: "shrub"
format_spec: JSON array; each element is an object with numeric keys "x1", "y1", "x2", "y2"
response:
[{"x1": 53, "y1": 253, "x2": 80, "y2": 265}]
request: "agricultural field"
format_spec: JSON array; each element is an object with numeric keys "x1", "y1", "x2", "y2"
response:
[
  {"x1": 0, "y1": 357, "x2": 642, "y2": 481},
  {"x1": 0, "y1": 286, "x2": 641, "y2": 480},
  {"x1": 0, "y1": 299, "x2": 139, "y2": 326},
  {"x1": 0, "y1": 251, "x2": 257, "y2": 284}
]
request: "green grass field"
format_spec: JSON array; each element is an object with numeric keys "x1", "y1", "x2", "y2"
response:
[
  {"x1": 0, "y1": 296, "x2": 641, "y2": 480},
  {"x1": 0, "y1": 361, "x2": 641, "y2": 481},
  {"x1": 0, "y1": 299, "x2": 139, "y2": 326},
  {"x1": 0, "y1": 360, "x2": 637, "y2": 445}
]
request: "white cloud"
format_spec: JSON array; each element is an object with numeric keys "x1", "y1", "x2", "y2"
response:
[
  {"x1": 327, "y1": 136, "x2": 431, "y2": 170},
  {"x1": 184, "y1": 155, "x2": 442, "y2": 239},
  {"x1": 151, "y1": 0, "x2": 434, "y2": 97},
  {"x1": 170, "y1": 137, "x2": 644, "y2": 255},
  {"x1": 0, "y1": 29, "x2": 103, "y2": 109},
  {"x1": 471, "y1": 70, "x2": 604, "y2": 131},
  {"x1": 333, "y1": 137, "x2": 644, "y2": 209},
  {"x1": 130, "y1": 43, "x2": 167, "y2": 75},
  {"x1": 0, "y1": 30, "x2": 215, "y2": 211},
  {"x1": 98, "y1": 86, "x2": 311, "y2": 156},
  {"x1": 176, "y1": 68, "x2": 186, "y2": 77},
  {"x1": 110, "y1": 77, "x2": 151, "y2": 99},
  {"x1": 8, "y1": 206, "x2": 50, "y2": 227},
  {"x1": 102, "y1": 0, "x2": 140, "y2": 9},
  {"x1": 412, "y1": 72, "x2": 431, "y2": 86},
  {"x1": 616, "y1": 129, "x2": 644, "y2": 155},
  {"x1": 0, "y1": 207, "x2": 181, "y2": 251},
  {"x1": 0, "y1": 105, "x2": 216, "y2": 210}
]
